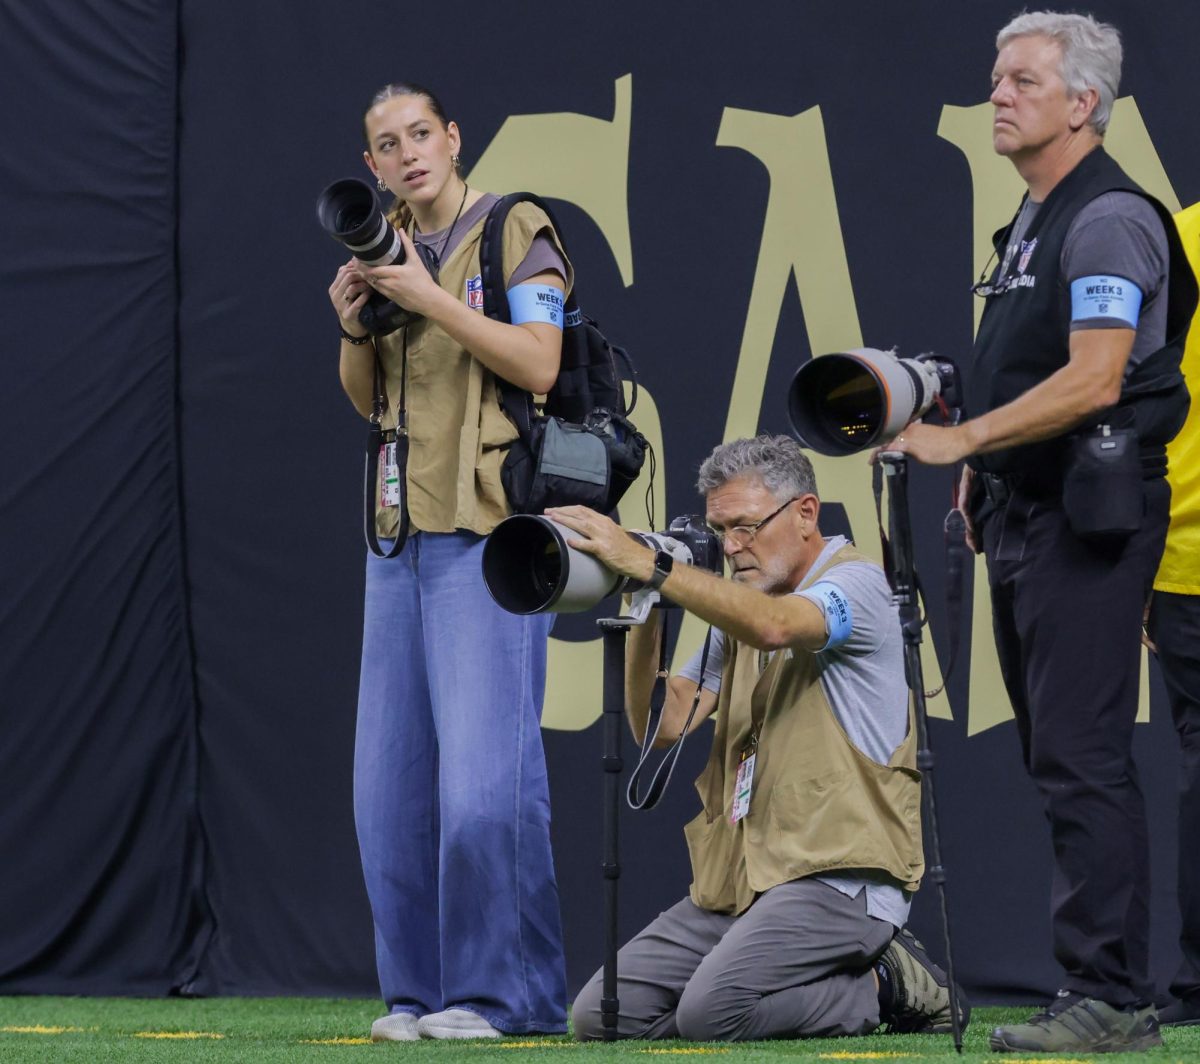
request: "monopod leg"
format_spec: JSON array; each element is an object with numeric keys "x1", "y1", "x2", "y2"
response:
[
  {"x1": 598, "y1": 621, "x2": 628, "y2": 1042},
  {"x1": 881, "y1": 454, "x2": 964, "y2": 1054}
]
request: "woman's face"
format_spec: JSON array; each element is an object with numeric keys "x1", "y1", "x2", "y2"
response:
[{"x1": 363, "y1": 94, "x2": 460, "y2": 207}]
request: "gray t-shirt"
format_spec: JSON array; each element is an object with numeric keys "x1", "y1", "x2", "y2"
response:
[
  {"x1": 1000, "y1": 189, "x2": 1169, "y2": 371},
  {"x1": 678, "y1": 536, "x2": 912, "y2": 926},
  {"x1": 413, "y1": 192, "x2": 567, "y2": 287}
]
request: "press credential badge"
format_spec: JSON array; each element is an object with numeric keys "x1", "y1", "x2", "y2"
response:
[
  {"x1": 731, "y1": 746, "x2": 756, "y2": 823},
  {"x1": 380, "y1": 441, "x2": 400, "y2": 507}
]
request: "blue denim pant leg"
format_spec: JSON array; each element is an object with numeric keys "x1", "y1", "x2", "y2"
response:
[
  {"x1": 354, "y1": 535, "x2": 440, "y2": 1018},
  {"x1": 354, "y1": 531, "x2": 567, "y2": 1033}
]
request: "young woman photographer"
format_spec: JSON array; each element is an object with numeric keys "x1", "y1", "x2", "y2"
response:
[{"x1": 327, "y1": 82, "x2": 570, "y2": 1043}]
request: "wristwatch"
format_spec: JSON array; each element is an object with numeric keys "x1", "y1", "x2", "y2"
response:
[{"x1": 646, "y1": 549, "x2": 674, "y2": 591}]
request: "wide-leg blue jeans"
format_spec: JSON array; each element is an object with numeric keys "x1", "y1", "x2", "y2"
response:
[{"x1": 354, "y1": 530, "x2": 566, "y2": 1033}]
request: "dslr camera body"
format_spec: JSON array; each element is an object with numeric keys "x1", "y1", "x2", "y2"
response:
[{"x1": 316, "y1": 177, "x2": 439, "y2": 335}]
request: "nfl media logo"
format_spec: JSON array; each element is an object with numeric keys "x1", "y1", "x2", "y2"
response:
[
  {"x1": 466, "y1": 274, "x2": 484, "y2": 310},
  {"x1": 1018, "y1": 238, "x2": 1037, "y2": 274}
]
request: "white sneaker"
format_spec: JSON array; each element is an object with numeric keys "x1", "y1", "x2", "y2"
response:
[
  {"x1": 370, "y1": 1011, "x2": 421, "y2": 1042},
  {"x1": 417, "y1": 1008, "x2": 502, "y2": 1040}
]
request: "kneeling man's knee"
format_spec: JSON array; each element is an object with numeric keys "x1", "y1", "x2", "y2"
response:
[
  {"x1": 571, "y1": 977, "x2": 604, "y2": 1041},
  {"x1": 676, "y1": 981, "x2": 737, "y2": 1042}
]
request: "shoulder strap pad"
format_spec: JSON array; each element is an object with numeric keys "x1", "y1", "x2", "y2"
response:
[
  {"x1": 479, "y1": 192, "x2": 580, "y2": 324},
  {"x1": 480, "y1": 192, "x2": 582, "y2": 438}
]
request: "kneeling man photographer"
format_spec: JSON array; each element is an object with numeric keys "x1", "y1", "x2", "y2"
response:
[{"x1": 552, "y1": 435, "x2": 967, "y2": 1042}]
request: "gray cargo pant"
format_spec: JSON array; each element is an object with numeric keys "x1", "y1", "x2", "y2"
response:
[{"x1": 572, "y1": 878, "x2": 894, "y2": 1041}]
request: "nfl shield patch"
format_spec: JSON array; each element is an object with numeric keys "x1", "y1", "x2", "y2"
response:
[
  {"x1": 466, "y1": 274, "x2": 483, "y2": 310},
  {"x1": 1018, "y1": 238, "x2": 1037, "y2": 274}
]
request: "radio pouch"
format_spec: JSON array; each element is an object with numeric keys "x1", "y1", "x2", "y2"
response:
[
  {"x1": 508, "y1": 417, "x2": 609, "y2": 514},
  {"x1": 1062, "y1": 423, "x2": 1143, "y2": 542},
  {"x1": 501, "y1": 409, "x2": 646, "y2": 515}
]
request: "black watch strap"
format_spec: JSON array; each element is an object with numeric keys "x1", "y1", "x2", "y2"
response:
[{"x1": 647, "y1": 549, "x2": 674, "y2": 590}]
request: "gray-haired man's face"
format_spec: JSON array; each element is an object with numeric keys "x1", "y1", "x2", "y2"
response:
[
  {"x1": 704, "y1": 475, "x2": 807, "y2": 594},
  {"x1": 990, "y1": 34, "x2": 1078, "y2": 161}
]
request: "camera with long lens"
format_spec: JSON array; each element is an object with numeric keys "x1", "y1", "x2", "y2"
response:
[
  {"x1": 787, "y1": 348, "x2": 962, "y2": 456},
  {"x1": 482, "y1": 513, "x2": 722, "y2": 619},
  {"x1": 316, "y1": 177, "x2": 440, "y2": 336}
]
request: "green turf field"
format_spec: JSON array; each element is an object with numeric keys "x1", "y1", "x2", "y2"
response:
[{"x1": 0, "y1": 999, "x2": 1198, "y2": 1063}]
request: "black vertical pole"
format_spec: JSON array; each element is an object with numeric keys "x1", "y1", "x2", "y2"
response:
[
  {"x1": 880, "y1": 452, "x2": 964, "y2": 1054},
  {"x1": 597, "y1": 620, "x2": 630, "y2": 1042}
]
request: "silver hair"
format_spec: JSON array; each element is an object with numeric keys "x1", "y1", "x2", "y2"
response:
[
  {"x1": 997, "y1": 11, "x2": 1123, "y2": 134},
  {"x1": 696, "y1": 434, "x2": 818, "y2": 501}
]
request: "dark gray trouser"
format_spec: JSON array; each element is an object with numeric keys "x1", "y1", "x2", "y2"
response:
[
  {"x1": 1148, "y1": 589, "x2": 1200, "y2": 1002},
  {"x1": 571, "y1": 878, "x2": 894, "y2": 1042}
]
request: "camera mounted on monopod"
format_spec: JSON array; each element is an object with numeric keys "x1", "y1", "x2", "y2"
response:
[
  {"x1": 481, "y1": 513, "x2": 722, "y2": 623},
  {"x1": 787, "y1": 347, "x2": 963, "y2": 455},
  {"x1": 316, "y1": 177, "x2": 440, "y2": 336}
]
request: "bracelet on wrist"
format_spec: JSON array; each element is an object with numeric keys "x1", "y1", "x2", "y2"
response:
[{"x1": 340, "y1": 326, "x2": 372, "y2": 346}]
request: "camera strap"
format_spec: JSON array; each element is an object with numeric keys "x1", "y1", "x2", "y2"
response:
[
  {"x1": 363, "y1": 329, "x2": 410, "y2": 559},
  {"x1": 626, "y1": 618, "x2": 715, "y2": 811}
]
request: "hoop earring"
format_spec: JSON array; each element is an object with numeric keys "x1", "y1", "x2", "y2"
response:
[
  {"x1": 451, "y1": 154, "x2": 460, "y2": 170},
  {"x1": 377, "y1": 175, "x2": 388, "y2": 192}
]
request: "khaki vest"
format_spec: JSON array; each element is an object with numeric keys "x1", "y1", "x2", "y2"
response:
[
  {"x1": 374, "y1": 201, "x2": 573, "y2": 536},
  {"x1": 684, "y1": 544, "x2": 924, "y2": 915}
]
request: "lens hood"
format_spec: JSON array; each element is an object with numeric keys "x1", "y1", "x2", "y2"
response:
[{"x1": 482, "y1": 515, "x2": 626, "y2": 615}]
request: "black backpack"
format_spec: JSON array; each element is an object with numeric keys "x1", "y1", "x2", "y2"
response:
[{"x1": 479, "y1": 192, "x2": 646, "y2": 515}]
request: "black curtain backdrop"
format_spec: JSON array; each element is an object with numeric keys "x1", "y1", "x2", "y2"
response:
[{"x1": 2, "y1": 0, "x2": 1198, "y2": 1003}]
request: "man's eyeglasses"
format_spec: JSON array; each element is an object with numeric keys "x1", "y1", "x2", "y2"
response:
[
  {"x1": 971, "y1": 274, "x2": 1023, "y2": 299},
  {"x1": 971, "y1": 246, "x2": 1017, "y2": 299},
  {"x1": 708, "y1": 497, "x2": 798, "y2": 549}
]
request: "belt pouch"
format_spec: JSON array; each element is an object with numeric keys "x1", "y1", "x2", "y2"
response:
[{"x1": 1062, "y1": 425, "x2": 1142, "y2": 541}]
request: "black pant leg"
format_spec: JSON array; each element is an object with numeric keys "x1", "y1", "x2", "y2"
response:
[
  {"x1": 985, "y1": 480, "x2": 1169, "y2": 1006},
  {"x1": 1149, "y1": 589, "x2": 1200, "y2": 1002},
  {"x1": 984, "y1": 500, "x2": 1034, "y2": 767}
]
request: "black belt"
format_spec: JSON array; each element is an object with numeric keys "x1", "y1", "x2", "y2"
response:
[
  {"x1": 975, "y1": 468, "x2": 1061, "y2": 506},
  {"x1": 978, "y1": 471, "x2": 1014, "y2": 509}
]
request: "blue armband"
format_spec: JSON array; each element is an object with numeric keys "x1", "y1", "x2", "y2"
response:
[
  {"x1": 507, "y1": 283, "x2": 565, "y2": 329},
  {"x1": 1070, "y1": 275, "x2": 1143, "y2": 327},
  {"x1": 802, "y1": 581, "x2": 854, "y2": 651}
]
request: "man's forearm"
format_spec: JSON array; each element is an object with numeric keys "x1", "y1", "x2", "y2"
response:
[
  {"x1": 541, "y1": 501, "x2": 825, "y2": 656},
  {"x1": 965, "y1": 347, "x2": 1126, "y2": 454},
  {"x1": 896, "y1": 328, "x2": 1133, "y2": 467},
  {"x1": 655, "y1": 562, "x2": 826, "y2": 653}
]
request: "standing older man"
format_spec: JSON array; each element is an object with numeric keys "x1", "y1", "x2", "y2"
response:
[
  {"x1": 891, "y1": 11, "x2": 1197, "y2": 1054},
  {"x1": 548, "y1": 435, "x2": 966, "y2": 1043}
]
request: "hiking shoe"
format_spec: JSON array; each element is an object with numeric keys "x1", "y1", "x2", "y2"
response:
[
  {"x1": 1160, "y1": 996, "x2": 1200, "y2": 1026},
  {"x1": 417, "y1": 1007, "x2": 502, "y2": 1040},
  {"x1": 370, "y1": 1011, "x2": 421, "y2": 1041},
  {"x1": 877, "y1": 927, "x2": 970, "y2": 1034},
  {"x1": 989, "y1": 991, "x2": 1161, "y2": 1053}
]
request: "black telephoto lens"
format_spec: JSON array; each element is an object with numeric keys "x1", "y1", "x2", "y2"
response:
[
  {"x1": 317, "y1": 176, "x2": 445, "y2": 335},
  {"x1": 316, "y1": 178, "x2": 406, "y2": 267}
]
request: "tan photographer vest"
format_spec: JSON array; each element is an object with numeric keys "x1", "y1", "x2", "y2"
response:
[
  {"x1": 684, "y1": 544, "x2": 924, "y2": 915},
  {"x1": 374, "y1": 201, "x2": 572, "y2": 537}
]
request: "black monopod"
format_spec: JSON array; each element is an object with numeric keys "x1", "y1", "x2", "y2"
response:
[
  {"x1": 877, "y1": 450, "x2": 966, "y2": 1055},
  {"x1": 596, "y1": 617, "x2": 634, "y2": 1042}
]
